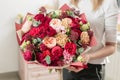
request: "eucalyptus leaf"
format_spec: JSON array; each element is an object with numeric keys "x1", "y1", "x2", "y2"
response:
[
  {"x1": 33, "y1": 20, "x2": 41, "y2": 27},
  {"x1": 33, "y1": 39, "x2": 37, "y2": 44},
  {"x1": 45, "y1": 55, "x2": 51, "y2": 65},
  {"x1": 37, "y1": 38, "x2": 42, "y2": 43},
  {"x1": 77, "y1": 48, "x2": 84, "y2": 54}
]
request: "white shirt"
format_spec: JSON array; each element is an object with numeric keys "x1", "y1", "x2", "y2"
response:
[{"x1": 58, "y1": 0, "x2": 118, "y2": 64}]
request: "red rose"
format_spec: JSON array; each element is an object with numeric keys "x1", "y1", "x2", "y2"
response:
[
  {"x1": 64, "y1": 42, "x2": 76, "y2": 55},
  {"x1": 37, "y1": 26, "x2": 47, "y2": 39},
  {"x1": 51, "y1": 46, "x2": 63, "y2": 61},
  {"x1": 23, "y1": 50, "x2": 32, "y2": 61}
]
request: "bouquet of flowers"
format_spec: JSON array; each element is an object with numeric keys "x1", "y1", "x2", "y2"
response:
[{"x1": 18, "y1": 4, "x2": 96, "y2": 69}]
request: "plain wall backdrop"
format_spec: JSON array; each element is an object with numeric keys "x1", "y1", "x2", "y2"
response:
[{"x1": 0, "y1": 0, "x2": 58, "y2": 73}]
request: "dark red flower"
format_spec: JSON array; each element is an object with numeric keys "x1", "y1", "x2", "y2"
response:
[
  {"x1": 69, "y1": 30, "x2": 79, "y2": 42},
  {"x1": 46, "y1": 26, "x2": 57, "y2": 36},
  {"x1": 34, "y1": 14, "x2": 45, "y2": 22},
  {"x1": 29, "y1": 27, "x2": 41, "y2": 37},
  {"x1": 36, "y1": 50, "x2": 51, "y2": 66},
  {"x1": 23, "y1": 50, "x2": 32, "y2": 61},
  {"x1": 29, "y1": 26, "x2": 47, "y2": 39},
  {"x1": 40, "y1": 43, "x2": 49, "y2": 51},
  {"x1": 64, "y1": 42, "x2": 76, "y2": 55},
  {"x1": 37, "y1": 26, "x2": 47, "y2": 39},
  {"x1": 51, "y1": 46, "x2": 63, "y2": 61}
]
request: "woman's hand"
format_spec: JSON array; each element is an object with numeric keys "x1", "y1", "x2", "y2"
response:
[
  {"x1": 66, "y1": 54, "x2": 91, "y2": 73},
  {"x1": 66, "y1": 66, "x2": 84, "y2": 73}
]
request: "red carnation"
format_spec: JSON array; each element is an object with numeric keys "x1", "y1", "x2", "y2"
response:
[
  {"x1": 64, "y1": 42, "x2": 76, "y2": 55},
  {"x1": 23, "y1": 50, "x2": 32, "y2": 61}
]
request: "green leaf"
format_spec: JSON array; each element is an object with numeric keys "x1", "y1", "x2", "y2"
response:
[
  {"x1": 77, "y1": 48, "x2": 84, "y2": 54},
  {"x1": 45, "y1": 55, "x2": 51, "y2": 65},
  {"x1": 37, "y1": 38, "x2": 42, "y2": 43},
  {"x1": 33, "y1": 20, "x2": 41, "y2": 27},
  {"x1": 33, "y1": 39, "x2": 37, "y2": 44}
]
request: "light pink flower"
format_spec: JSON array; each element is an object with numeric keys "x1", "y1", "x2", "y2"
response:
[
  {"x1": 63, "y1": 50, "x2": 73, "y2": 64},
  {"x1": 50, "y1": 19, "x2": 65, "y2": 32}
]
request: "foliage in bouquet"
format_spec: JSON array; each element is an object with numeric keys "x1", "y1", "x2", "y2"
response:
[{"x1": 20, "y1": 7, "x2": 96, "y2": 67}]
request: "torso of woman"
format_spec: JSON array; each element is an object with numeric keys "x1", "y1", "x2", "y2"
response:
[{"x1": 58, "y1": 0, "x2": 118, "y2": 64}]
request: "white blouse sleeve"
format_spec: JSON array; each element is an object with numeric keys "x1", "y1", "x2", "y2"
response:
[
  {"x1": 104, "y1": 0, "x2": 119, "y2": 43},
  {"x1": 58, "y1": 0, "x2": 71, "y2": 8}
]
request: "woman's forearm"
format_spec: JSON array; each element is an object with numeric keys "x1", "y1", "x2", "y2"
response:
[{"x1": 89, "y1": 44, "x2": 117, "y2": 60}]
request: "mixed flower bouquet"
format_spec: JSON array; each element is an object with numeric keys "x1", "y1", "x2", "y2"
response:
[{"x1": 18, "y1": 4, "x2": 96, "y2": 69}]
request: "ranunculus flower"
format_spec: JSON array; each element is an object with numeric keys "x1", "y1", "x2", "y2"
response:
[
  {"x1": 55, "y1": 33, "x2": 68, "y2": 47},
  {"x1": 51, "y1": 46, "x2": 63, "y2": 61},
  {"x1": 23, "y1": 50, "x2": 32, "y2": 61},
  {"x1": 42, "y1": 37, "x2": 56, "y2": 48},
  {"x1": 64, "y1": 42, "x2": 76, "y2": 55}
]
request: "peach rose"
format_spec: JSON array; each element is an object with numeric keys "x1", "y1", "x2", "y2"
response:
[
  {"x1": 62, "y1": 18, "x2": 72, "y2": 28},
  {"x1": 42, "y1": 37, "x2": 56, "y2": 48},
  {"x1": 80, "y1": 31, "x2": 90, "y2": 45},
  {"x1": 55, "y1": 33, "x2": 68, "y2": 47}
]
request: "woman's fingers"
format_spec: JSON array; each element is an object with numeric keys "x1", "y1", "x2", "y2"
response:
[{"x1": 66, "y1": 66, "x2": 84, "y2": 73}]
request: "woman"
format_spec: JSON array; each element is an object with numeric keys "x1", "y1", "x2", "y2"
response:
[{"x1": 58, "y1": 0, "x2": 118, "y2": 80}]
